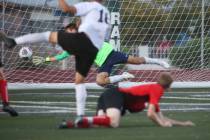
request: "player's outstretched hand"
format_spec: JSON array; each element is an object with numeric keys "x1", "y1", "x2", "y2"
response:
[
  {"x1": 32, "y1": 56, "x2": 46, "y2": 65},
  {"x1": 183, "y1": 121, "x2": 195, "y2": 127},
  {"x1": 163, "y1": 120, "x2": 173, "y2": 127}
]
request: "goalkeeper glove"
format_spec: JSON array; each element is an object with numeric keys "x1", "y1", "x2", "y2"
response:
[
  {"x1": 45, "y1": 57, "x2": 51, "y2": 62},
  {"x1": 32, "y1": 56, "x2": 51, "y2": 65}
]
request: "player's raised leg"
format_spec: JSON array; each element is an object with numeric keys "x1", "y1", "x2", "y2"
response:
[
  {"x1": 127, "y1": 55, "x2": 170, "y2": 68},
  {"x1": 0, "y1": 31, "x2": 58, "y2": 48}
]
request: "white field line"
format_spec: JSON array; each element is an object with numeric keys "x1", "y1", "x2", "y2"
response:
[
  {"x1": 10, "y1": 92, "x2": 210, "y2": 96},
  {"x1": 191, "y1": 94, "x2": 210, "y2": 97},
  {"x1": 1, "y1": 104, "x2": 210, "y2": 115},
  {"x1": 167, "y1": 91, "x2": 210, "y2": 94},
  {"x1": 162, "y1": 96, "x2": 210, "y2": 100},
  {"x1": 10, "y1": 101, "x2": 97, "y2": 105},
  {"x1": 11, "y1": 104, "x2": 210, "y2": 111},
  {"x1": 13, "y1": 108, "x2": 210, "y2": 114},
  {"x1": 9, "y1": 92, "x2": 100, "y2": 97},
  {"x1": 11, "y1": 105, "x2": 92, "y2": 111},
  {"x1": 160, "y1": 103, "x2": 210, "y2": 105},
  {"x1": 16, "y1": 110, "x2": 96, "y2": 114},
  {"x1": 13, "y1": 105, "x2": 75, "y2": 110},
  {"x1": 8, "y1": 100, "x2": 210, "y2": 106},
  {"x1": 160, "y1": 108, "x2": 210, "y2": 111},
  {"x1": 0, "y1": 110, "x2": 95, "y2": 114}
]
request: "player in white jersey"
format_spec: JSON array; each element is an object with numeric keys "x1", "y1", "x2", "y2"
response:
[{"x1": 0, "y1": 0, "x2": 110, "y2": 117}]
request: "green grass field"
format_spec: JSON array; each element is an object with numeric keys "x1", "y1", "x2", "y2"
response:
[{"x1": 0, "y1": 89, "x2": 210, "y2": 140}]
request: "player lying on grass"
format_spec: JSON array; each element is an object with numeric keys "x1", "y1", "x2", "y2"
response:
[
  {"x1": 59, "y1": 73, "x2": 195, "y2": 128},
  {"x1": 0, "y1": 0, "x2": 110, "y2": 117},
  {"x1": 32, "y1": 23, "x2": 170, "y2": 86},
  {"x1": 0, "y1": 62, "x2": 18, "y2": 117}
]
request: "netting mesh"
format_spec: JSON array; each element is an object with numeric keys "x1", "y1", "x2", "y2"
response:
[{"x1": 0, "y1": 0, "x2": 210, "y2": 84}]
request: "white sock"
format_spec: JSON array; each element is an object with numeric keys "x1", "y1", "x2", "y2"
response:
[
  {"x1": 75, "y1": 84, "x2": 87, "y2": 116},
  {"x1": 109, "y1": 74, "x2": 126, "y2": 83},
  {"x1": 144, "y1": 57, "x2": 160, "y2": 65},
  {"x1": 15, "y1": 31, "x2": 51, "y2": 45}
]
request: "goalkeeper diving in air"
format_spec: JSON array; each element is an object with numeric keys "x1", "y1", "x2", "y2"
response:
[{"x1": 32, "y1": 22, "x2": 170, "y2": 86}]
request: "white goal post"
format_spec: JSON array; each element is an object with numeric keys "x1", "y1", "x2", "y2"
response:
[{"x1": 0, "y1": 0, "x2": 210, "y2": 90}]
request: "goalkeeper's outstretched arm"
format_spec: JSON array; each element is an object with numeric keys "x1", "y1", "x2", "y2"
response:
[
  {"x1": 48, "y1": 51, "x2": 71, "y2": 62},
  {"x1": 32, "y1": 51, "x2": 70, "y2": 65}
]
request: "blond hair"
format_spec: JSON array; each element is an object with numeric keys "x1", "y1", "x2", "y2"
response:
[{"x1": 157, "y1": 73, "x2": 173, "y2": 89}]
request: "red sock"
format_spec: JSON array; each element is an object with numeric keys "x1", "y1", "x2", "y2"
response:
[
  {"x1": 0, "y1": 80, "x2": 9, "y2": 105},
  {"x1": 78, "y1": 116, "x2": 111, "y2": 128},
  {"x1": 77, "y1": 117, "x2": 90, "y2": 128},
  {"x1": 92, "y1": 116, "x2": 111, "y2": 127}
]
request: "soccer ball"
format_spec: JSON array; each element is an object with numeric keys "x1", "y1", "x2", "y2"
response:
[{"x1": 19, "y1": 47, "x2": 33, "y2": 58}]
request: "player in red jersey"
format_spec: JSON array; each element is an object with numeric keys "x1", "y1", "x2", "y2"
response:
[
  {"x1": 0, "y1": 61, "x2": 18, "y2": 117},
  {"x1": 59, "y1": 73, "x2": 194, "y2": 128}
]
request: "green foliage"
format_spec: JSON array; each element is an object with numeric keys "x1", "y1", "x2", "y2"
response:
[
  {"x1": 119, "y1": 0, "x2": 206, "y2": 45},
  {"x1": 169, "y1": 37, "x2": 210, "y2": 68}
]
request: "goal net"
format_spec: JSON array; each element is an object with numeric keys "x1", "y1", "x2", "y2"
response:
[{"x1": 0, "y1": 0, "x2": 210, "y2": 89}]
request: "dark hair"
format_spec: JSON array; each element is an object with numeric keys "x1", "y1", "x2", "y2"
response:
[
  {"x1": 64, "y1": 23, "x2": 77, "y2": 30},
  {"x1": 96, "y1": 0, "x2": 103, "y2": 2}
]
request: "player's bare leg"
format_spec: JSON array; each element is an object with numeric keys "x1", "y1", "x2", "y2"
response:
[
  {"x1": 127, "y1": 55, "x2": 145, "y2": 64},
  {"x1": 96, "y1": 72, "x2": 135, "y2": 86},
  {"x1": 97, "y1": 109, "x2": 106, "y2": 116},
  {"x1": 106, "y1": 108, "x2": 121, "y2": 128},
  {"x1": 127, "y1": 55, "x2": 170, "y2": 68},
  {"x1": 96, "y1": 72, "x2": 110, "y2": 86}
]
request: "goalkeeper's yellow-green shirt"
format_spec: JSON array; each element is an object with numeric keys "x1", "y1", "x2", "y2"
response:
[
  {"x1": 94, "y1": 42, "x2": 113, "y2": 66},
  {"x1": 53, "y1": 42, "x2": 114, "y2": 66}
]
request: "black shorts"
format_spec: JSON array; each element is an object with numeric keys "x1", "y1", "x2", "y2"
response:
[
  {"x1": 58, "y1": 31, "x2": 98, "y2": 77},
  {"x1": 98, "y1": 51, "x2": 129, "y2": 74},
  {"x1": 97, "y1": 88, "x2": 124, "y2": 112}
]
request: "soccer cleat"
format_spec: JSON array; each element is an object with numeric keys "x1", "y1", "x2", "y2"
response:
[
  {"x1": 59, "y1": 120, "x2": 74, "y2": 129},
  {"x1": 2, "y1": 105, "x2": 18, "y2": 117},
  {"x1": 74, "y1": 116, "x2": 90, "y2": 128},
  {"x1": 74, "y1": 116, "x2": 83, "y2": 128},
  {"x1": 122, "y1": 72, "x2": 135, "y2": 79},
  {"x1": 0, "y1": 32, "x2": 17, "y2": 48},
  {"x1": 159, "y1": 61, "x2": 170, "y2": 69}
]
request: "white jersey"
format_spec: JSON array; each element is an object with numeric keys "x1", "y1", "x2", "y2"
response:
[{"x1": 74, "y1": 2, "x2": 110, "y2": 50}]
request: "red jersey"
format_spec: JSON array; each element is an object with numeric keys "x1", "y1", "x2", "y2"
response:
[{"x1": 119, "y1": 83, "x2": 164, "y2": 112}]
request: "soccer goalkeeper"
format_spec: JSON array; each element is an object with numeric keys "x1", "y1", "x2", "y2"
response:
[{"x1": 33, "y1": 23, "x2": 170, "y2": 86}]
